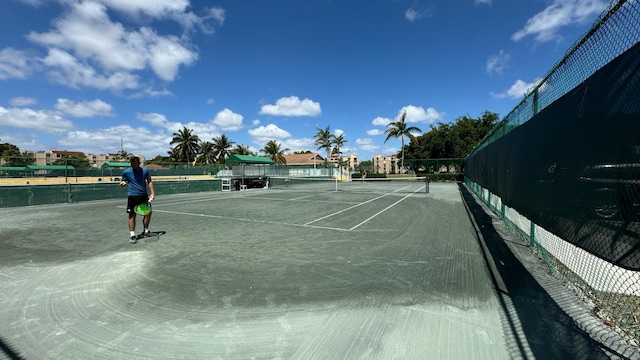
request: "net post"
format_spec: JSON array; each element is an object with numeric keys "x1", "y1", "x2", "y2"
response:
[{"x1": 425, "y1": 177, "x2": 430, "y2": 194}]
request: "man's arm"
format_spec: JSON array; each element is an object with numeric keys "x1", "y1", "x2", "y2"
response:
[{"x1": 147, "y1": 178, "x2": 156, "y2": 200}]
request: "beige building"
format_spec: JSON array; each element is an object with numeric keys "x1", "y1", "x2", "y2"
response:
[
  {"x1": 328, "y1": 153, "x2": 359, "y2": 172},
  {"x1": 28, "y1": 149, "x2": 123, "y2": 168},
  {"x1": 372, "y1": 154, "x2": 400, "y2": 174}
]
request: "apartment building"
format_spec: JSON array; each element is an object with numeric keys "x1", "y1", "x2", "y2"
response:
[
  {"x1": 28, "y1": 149, "x2": 121, "y2": 168},
  {"x1": 328, "y1": 153, "x2": 359, "y2": 172},
  {"x1": 372, "y1": 154, "x2": 400, "y2": 174}
]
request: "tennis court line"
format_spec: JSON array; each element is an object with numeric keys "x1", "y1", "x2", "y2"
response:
[
  {"x1": 303, "y1": 192, "x2": 393, "y2": 226},
  {"x1": 349, "y1": 190, "x2": 421, "y2": 231},
  {"x1": 303, "y1": 183, "x2": 420, "y2": 226},
  {"x1": 151, "y1": 208, "x2": 352, "y2": 232}
]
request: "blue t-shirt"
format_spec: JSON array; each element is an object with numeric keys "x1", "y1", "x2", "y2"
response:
[{"x1": 121, "y1": 167, "x2": 151, "y2": 196}]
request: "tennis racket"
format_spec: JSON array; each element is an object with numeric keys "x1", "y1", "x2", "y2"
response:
[{"x1": 134, "y1": 198, "x2": 152, "y2": 216}]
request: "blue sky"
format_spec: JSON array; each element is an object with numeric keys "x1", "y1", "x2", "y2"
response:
[{"x1": 0, "y1": 0, "x2": 610, "y2": 161}]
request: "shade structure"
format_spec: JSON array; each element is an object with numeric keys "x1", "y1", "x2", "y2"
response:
[{"x1": 226, "y1": 155, "x2": 274, "y2": 164}]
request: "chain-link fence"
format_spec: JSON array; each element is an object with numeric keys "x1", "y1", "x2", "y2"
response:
[{"x1": 465, "y1": 0, "x2": 639, "y2": 349}]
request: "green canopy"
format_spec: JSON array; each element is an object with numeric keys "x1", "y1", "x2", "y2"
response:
[
  {"x1": 101, "y1": 161, "x2": 131, "y2": 168},
  {"x1": 226, "y1": 155, "x2": 274, "y2": 164},
  {"x1": 0, "y1": 166, "x2": 26, "y2": 171}
]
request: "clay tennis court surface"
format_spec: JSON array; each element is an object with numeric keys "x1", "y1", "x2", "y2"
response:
[{"x1": 0, "y1": 183, "x2": 610, "y2": 359}]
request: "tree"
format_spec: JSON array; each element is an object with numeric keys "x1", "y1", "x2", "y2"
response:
[
  {"x1": 211, "y1": 134, "x2": 235, "y2": 164},
  {"x1": 332, "y1": 133, "x2": 348, "y2": 158},
  {"x1": 115, "y1": 149, "x2": 131, "y2": 161},
  {"x1": 357, "y1": 160, "x2": 373, "y2": 175},
  {"x1": 53, "y1": 155, "x2": 91, "y2": 168},
  {"x1": 261, "y1": 140, "x2": 289, "y2": 165},
  {"x1": 196, "y1": 141, "x2": 217, "y2": 165},
  {"x1": 384, "y1": 111, "x2": 422, "y2": 172},
  {"x1": 170, "y1": 126, "x2": 200, "y2": 165},
  {"x1": 230, "y1": 144, "x2": 255, "y2": 156},
  {"x1": 314, "y1": 125, "x2": 335, "y2": 168},
  {"x1": 406, "y1": 111, "x2": 499, "y2": 160}
]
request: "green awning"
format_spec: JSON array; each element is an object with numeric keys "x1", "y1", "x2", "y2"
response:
[
  {"x1": 101, "y1": 161, "x2": 131, "y2": 168},
  {"x1": 26, "y1": 165, "x2": 75, "y2": 170},
  {"x1": 226, "y1": 155, "x2": 274, "y2": 164},
  {"x1": 0, "y1": 167, "x2": 26, "y2": 171}
]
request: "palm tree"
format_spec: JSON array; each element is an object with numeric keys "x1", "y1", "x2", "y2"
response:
[
  {"x1": 261, "y1": 140, "x2": 289, "y2": 165},
  {"x1": 115, "y1": 149, "x2": 130, "y2": 161},
  {"x1": 230, "y1": 144, "x2": 255, "y2": 156},
  {"x1": 314, "y1": 125, "x2": 335, "y2": 168},
  {"x1": 384, "y1": 111, "x2": 422, "y2": 172},
  {"x1": 212, "y1": 134, "x2": 235, "y2": 164},
  {"x1": 170, "y1": 126, "x2": 200, "y2": 165},
  {"x1": 332, "y1": 133, "x2": 347, "y2": 156},
  {"x1": 196, "y1": 141, "x2": 217, "y2": 164}
]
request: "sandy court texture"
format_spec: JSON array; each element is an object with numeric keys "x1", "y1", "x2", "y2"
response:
[{"x1": 0, "y1": 183, "x2": 611, "y2": 359}]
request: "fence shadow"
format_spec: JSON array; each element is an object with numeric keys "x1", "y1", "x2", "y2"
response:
[{"x1": 457, "y1": 183, "x2": 624, "y2": 360}]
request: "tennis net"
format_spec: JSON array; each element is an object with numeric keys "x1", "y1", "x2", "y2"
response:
[{"x1": 267, "y1": 176, "x2": 430, "y2": 194}]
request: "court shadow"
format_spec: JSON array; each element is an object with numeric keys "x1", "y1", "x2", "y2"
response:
[
  {"x1": 0, "y1": 335, "x2": 25, "y2": 360},
  {"x1": 458, "y1": 184, "x2": 615, "y2": 360}
]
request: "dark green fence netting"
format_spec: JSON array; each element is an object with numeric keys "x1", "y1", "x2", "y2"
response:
[{"x1": 465, "y1": 42, "x2": 640, "y2": 270}]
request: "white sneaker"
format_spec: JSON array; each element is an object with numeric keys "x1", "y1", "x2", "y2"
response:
[{"x1": 130, "y1": 235, "x2": 137, "y2": 244}]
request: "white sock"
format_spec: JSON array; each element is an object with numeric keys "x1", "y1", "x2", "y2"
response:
[
  {"x1": 130, "y1": 231, "x2": 135, "y2": 237},
  {"x1": 144, "y1": 228, "x2": 149, "y2": 233}
]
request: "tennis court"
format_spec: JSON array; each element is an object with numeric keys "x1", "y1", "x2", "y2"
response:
[{"x1": 0, "y1": 182, "x2": 612, "y2": 359}]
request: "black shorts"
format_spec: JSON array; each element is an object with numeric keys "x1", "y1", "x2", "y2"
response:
[{"x1": 127, "y1": 195, "x2": 149, "y2": 214}]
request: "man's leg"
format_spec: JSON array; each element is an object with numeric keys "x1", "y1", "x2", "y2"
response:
[{"x1": 143, "y1": 213, "x2": 151, "y2": 230}]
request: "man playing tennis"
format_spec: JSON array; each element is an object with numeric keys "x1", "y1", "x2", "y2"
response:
[{"x1": 120, "y1": 155, "x2": 156, "y2": 244}]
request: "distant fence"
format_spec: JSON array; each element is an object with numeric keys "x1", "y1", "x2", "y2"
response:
[
  {"x1": 464, "y1": 0, "x2": 639, "y2": 349},
  {"x1": 0, "y1": 179, "x2": 221, "y2": 207}
]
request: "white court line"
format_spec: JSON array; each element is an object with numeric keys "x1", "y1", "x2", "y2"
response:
[
  {"x1": 152, "y1": 208, "x2": 351, "y2": 232},
  {"x1": 348, "y1": 190, "x2": 418, "y2": 231},
  {"x1": 304, "y1": 192, "x2": 393, "y2": 225},
  {"x1": 304, "y1": 184, "x2": 419, "y2": 226}
]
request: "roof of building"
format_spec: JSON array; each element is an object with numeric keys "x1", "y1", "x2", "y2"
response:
[{"x1": 282, "y1": 153, "x2": 324, "y2": 165}]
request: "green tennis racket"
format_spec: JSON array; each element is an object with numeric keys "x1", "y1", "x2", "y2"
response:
[{"x1": 134, "y1": 200, "x2": 152, "y2": 215}]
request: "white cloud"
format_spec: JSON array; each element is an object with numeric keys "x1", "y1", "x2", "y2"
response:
[
  {"x1": 372, "y1": 116, "x2": 391, "y2": 126},
  {"x1": 55, "y1": 98, "x2": 114, "y2": 118},
  {"x1": 58, "y1": 124, "x2": 171, "y2": 157},
  {"x1": 367, "y1": 129, "x2": 384, "y2": 136},
  {"x1": 491, "y1": 79, "x2": 536, "y2": 99},
  {"x1": 486, "y1": 50, "x2": 510, "y2": 75},
  {"x1": 42, "y1": 48, "x2": 141, "y2": 90},
  {"x1": 280, "y1": 137, "x2": 315, "y2": 153},
  {"x1": 355, "y1": 138, "x2": 378, "y2": 152},
  {"x1": 210, "y1": 108, "x2": 243, "y2": 132},
  {"x1": 512, "y1": 0, "x2": 608, "y2": 43},
  {"x1": 259, "y1": 96, "x2": 322, "y2": 117},
  {"x1": 10, "y1": 97, "x2": 37, "y2": 107},
  {"x1": 474, "y1": 0, "x2": 492, "y2": 5},
  {"x1": 0, "y1": 106, "x2": 73, "y2": 133},
  {"x1": 138, "y1": 112, "x2": 169, "y2": 127},
  {"x1": 0, "y1": 48, "x2": 34, "y2": 80},
  {"x1": 405, "y1": 6, "x2": 433, "y2": 22},
  {"x1": 248, "y1": 124, "x2": 291, "y2": 144},
  {"x1": 12, "y1": 0, "x2": 221, "y2": 93},
  {"x1": 399, "y1": 105, "x2": 443, "y2": 124}
]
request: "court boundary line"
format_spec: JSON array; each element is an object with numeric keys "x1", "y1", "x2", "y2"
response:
[
  {"x1": 151, "y1": 208, "x2": 352, "y2": 232},
  {"x1": 349, "y1": 190, "x2": 420, "y2": 231}
]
